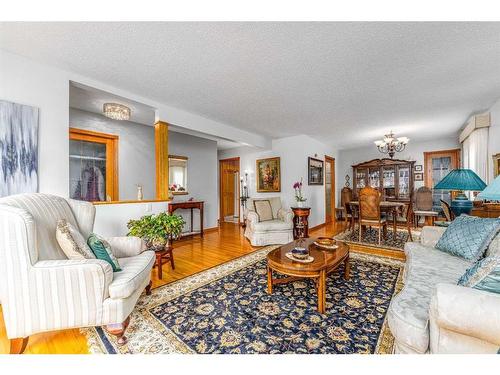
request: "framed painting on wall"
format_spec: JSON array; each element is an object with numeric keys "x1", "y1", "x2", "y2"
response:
[
  {"x1": 494, "y1": 153, "x2": 500, "y2": 178},
  {"x1": 414, "y1": 173, "x2": 423, "y2": 181},
  {"x1": 256, "y1": 157, "x2": 281, "y2": 192},
  {"x1": 308, "y1": 157, "x2": 324, "y2": 185},
  {"x1": 0, "y1": 100, "x2": 39, "y2": 198}
]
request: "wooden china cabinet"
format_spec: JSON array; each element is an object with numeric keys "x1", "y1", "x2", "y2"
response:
[{"x1": 352, "y1": 158, "x2": 415, "y2": 202}]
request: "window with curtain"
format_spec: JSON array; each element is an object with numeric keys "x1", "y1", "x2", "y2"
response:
[{"x1": 462, "y1": 127, "x2": 489, "y2": 197}]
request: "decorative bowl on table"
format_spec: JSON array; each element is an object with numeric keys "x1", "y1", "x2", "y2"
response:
[
  {"x1": 314, "y1": 237, "x2": 338, "y2": 250},
  {"x1": 291, "y1": 246, "x2": 309, "y2": 260}
]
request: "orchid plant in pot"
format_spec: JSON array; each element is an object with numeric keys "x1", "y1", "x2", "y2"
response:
[{"x1": 293, "y1": 178, "x2": 307, "y2": 207}]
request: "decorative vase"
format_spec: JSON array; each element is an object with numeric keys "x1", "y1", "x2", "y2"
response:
[{"x1": 137, "y1": 185, "x2": 143, "y2": 201}]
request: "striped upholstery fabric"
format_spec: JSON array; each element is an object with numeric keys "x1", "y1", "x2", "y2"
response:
[{"x1": 0, "y1": 193, "x2": 154, "y2": 339}]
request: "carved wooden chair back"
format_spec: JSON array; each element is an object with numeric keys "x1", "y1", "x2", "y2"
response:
[
  {"x1": 440, "y1": 199, "x2": 454, "y2": 221},
  {"x1": 341, "y1": 187, "x2": 353, "y2": 215},
  {"x1": 415, "y1": 186, "x2": 433, "y2": 211},
  {"x1": 359, "y1": 186, "x2": 381, "y2": 221}
]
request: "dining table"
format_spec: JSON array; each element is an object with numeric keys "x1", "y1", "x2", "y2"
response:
[{"x1": 348, "y1": 200, "x2": 406, "y2": 235}]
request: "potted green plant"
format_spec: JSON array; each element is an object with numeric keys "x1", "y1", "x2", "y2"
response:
[{"x1": 127, "y1": 212, "x2": 186, "y2": 250}]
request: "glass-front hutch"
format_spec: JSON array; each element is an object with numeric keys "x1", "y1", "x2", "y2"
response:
[{"x1": 352, "y1": 158, "x2": 415, "y2": 202}]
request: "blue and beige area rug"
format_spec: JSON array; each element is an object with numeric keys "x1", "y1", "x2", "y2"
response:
[
  {"x1": 334, "y1": 227, "x2": 420, "y2": 251},
  {"x1": 82, "y1": 246, "x2": 404, "y2": 354}
]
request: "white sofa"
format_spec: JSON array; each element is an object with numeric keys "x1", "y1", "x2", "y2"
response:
[
  {"x1": 244, "y1": 197, "x2": 293, "y2": 246},
  {"x1": 387, "y1": 226, "x2": 500, "y2": 354},
  {"x1": 0, "y1": 193, "x2": 155, "y2": 353}
]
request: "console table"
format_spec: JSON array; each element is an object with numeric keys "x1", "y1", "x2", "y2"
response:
[
  {"x1": 291, "y1": 207, "x2": 311, "y2": 239},
  {"x1": 168, "y1": 201, "x2": 204, "y2": 237}
]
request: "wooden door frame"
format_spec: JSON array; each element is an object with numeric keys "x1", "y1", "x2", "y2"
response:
[
  {"x1": 423, "y1": 148, "x2": 461, "y2": 188},
  {"x1": 325, "y1": 155, "x2": 336, "y2": 223},
  {"x1": 219, "y1": 157, "x2": 240, "y2": 225},
  {"x1": 69, "y1": 127, "x2": 119, "y2": 201}
]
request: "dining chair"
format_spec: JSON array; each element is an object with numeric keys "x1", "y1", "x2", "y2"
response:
[
  {"x1": 440, "y1": 199, "x2": 454, "y2": 221},
  {"x1": 358, "y1": 186, "x2": 387, "y2": 245},
  {"x1": 394, "y1": 198, "x2": 414, "y2": 242},
  {"x1": 413, "y1": 186, "x2": 438, "y2": 227},
  {"x1": 341, "y1": 187, "x2": 356, "y2": 231}
]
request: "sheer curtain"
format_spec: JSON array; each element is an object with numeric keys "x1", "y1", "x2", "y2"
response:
[{"x1": 462, "y1": 127, "x2": 489, "y2": 196}]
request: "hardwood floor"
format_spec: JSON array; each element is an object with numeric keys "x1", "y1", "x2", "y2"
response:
[{"x1": 0, "y1": 220, "x2": 387, "y2": 354}]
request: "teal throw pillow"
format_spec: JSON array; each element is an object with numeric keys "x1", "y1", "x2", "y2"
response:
[
  {"x1": 436, "y1": 215, "x2": 500, "y2": 261},
  {"x1": 87, "y1": 234, "x2": 122, "y2": 272},
  {"x1": 458, "y1": 255, "x2": 500, "y2": 295}
]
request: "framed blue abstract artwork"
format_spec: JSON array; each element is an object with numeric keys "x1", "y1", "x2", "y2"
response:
[{"x1": 0, "y1": 100, "x2": 39, "y2": 197}]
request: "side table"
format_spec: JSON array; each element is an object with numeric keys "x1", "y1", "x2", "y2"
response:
[
  {"x1": 154, "y1": 246, "x2": 175, "y2": 280},
  {"x1": 291, "y1": 207, "x2": 311, "y2": 239}
]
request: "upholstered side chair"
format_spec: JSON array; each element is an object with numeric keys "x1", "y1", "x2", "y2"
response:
[
  {"x1": 358, "y1": 187, "x2": 387, "y2": 245},
  {"x1": 0, "y1": 193, "x2": 155, "y2": 354},
  {"x1": 244, "y1": 197, "x2": 293, "y2": 246}
]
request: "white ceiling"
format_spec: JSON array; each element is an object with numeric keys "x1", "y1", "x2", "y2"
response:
[{"x1": 2, "y1": 22, "x2": 500, "y2": 149}]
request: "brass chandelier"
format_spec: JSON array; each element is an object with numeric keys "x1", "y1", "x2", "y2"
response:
[{"x1": 374, "y1": 131, "x2": 409, "y2": 159}]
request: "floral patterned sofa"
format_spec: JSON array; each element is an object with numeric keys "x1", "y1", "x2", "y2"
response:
[{"x1": 387, "y1": 226, "x2": 500, "y2": 353}]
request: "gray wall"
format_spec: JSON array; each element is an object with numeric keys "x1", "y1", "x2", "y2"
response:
[
  {"x1": 69, "y1": 108, "x2": 156, "y2": 200},
  {"x1": 169, "y1": 131, "x2": 218, "y2": 230},
  {"x1": 337, "y1": 136, "x2": 460, "y2": 205}
]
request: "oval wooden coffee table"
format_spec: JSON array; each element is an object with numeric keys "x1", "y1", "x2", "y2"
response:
[{"x1": 266, "y1": 238, "x2": 350, "y2": 314}]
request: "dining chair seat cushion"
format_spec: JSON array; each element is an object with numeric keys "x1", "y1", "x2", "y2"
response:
[
  {"x1": 360, "y1": 217, "x2": 387, "y2": 225},
  {"x1": 413, "y1": 210, "x2": 438, "y2": 216}
]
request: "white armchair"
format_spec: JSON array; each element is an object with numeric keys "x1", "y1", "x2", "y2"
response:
[
  {"x1": 0, "y1": 193, "x2": 155, "y2": 353},
  {"x1": 244, "y1": 197, "x2": 293, "y2": 246}
]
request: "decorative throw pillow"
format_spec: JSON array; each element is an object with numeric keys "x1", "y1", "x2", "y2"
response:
[
  {"x1": 56, "y1": 219, "x2": 96, "y2": 260},
  {"x1": 87, "y1": 233, "x2": 122, "y2": 272},
  {"x1": 435, "y1": 215, "x2": 500, "y2": 261},
  {"x1": 254, "y1": 200, "x2": 274, "y2": 222},
  {"x1": 486, "y1": 232, "x2": 500, "y2": 258},
  {"x1": 458, "y1": 255, "x2": 500, "y2": 294}
]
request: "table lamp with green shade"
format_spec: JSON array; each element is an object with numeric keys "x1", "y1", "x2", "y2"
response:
[
  {"x1": 478, "y1": 174, "x2": 500, "y2": 201},
  {"x1": 434, "y1": 168, "x2": 487, "y2": 216}
]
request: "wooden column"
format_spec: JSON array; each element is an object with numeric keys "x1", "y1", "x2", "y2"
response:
[{"x1": 155, "y1": 121, "x2": 169, "y2": 200}]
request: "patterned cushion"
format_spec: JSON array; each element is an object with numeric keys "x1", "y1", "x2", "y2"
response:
[
  {"x1": 458, "y1": 255, "x2": 500, "y2": 294},
  {"x1": 435, "y1": 215, "x2": 500, "y2": 261},
  {"x1": 486, "y1": 232, "x2": 500, "y2": 258},
  {"x1": 88, "y1": 233, "x2": 122, "y2": 272},
  {"x1": 253, "y1": 200, "x2": 274, "y2": 222},
  {"x1": 55, "y1": 219, "x2": 96, "y2": 260}
]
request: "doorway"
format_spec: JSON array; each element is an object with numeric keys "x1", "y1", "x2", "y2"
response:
[
  {"x1": 424, "y1": 149, "x2": 461, "y2": 211},
  {"x1": 219, "y1": 157, "x2": 240, "y2": 224},
  {"x1": 325, "y1": 156, "x2": 336, "y2": 223}
]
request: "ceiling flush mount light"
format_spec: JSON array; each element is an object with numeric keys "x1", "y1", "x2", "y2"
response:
[
  {"x1": 103, "y1": 103, "x2": 131, "y2": 121},
  {"x1": 374, "y1": 130, "x2": 409, "y2": 159}
]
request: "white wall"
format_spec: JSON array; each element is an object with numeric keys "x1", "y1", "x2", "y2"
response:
[
  {"x1": 218, "y1": 135, "x2": 338, "y2": 228},
  {"x1": 94, "y1": 201, "x2": 169, "y2": 237},
  {"x1": 169, "y1": 131, "x2": 218, "y2": 230},
  {"x1": 0, "y1": 50, "x2": 70, "y2": 197},
  {"x1": 337, "y1": 136, "x2": 460, "y2": 204},
  {"x1": 69, "y1": 108, "x2": 156, "y2": 200},
  {"x1": 488, "y1": 98, "x2": 500, "y2": 182}
]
